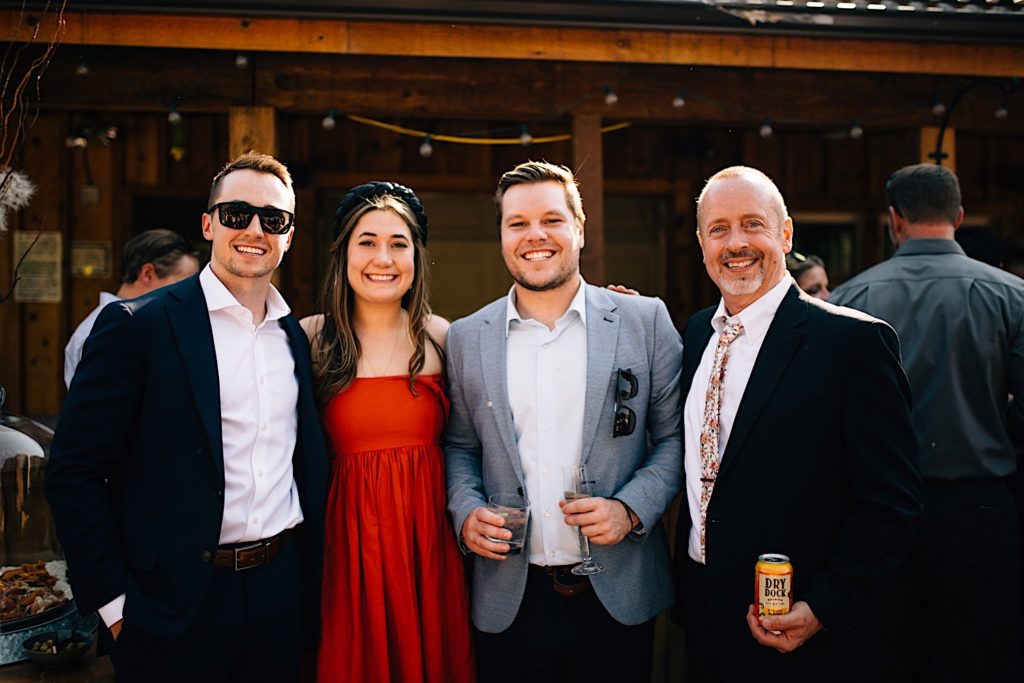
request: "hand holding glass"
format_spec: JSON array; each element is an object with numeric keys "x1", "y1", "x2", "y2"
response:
[
  {"x1": 562, "y1": 465, "x2": 606, "y2": 576},
  {"x1": 484, "y1": 493, "x2": 530, "y2": 555}
]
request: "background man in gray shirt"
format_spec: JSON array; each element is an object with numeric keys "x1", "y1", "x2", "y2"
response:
[{"x1": 831, "y1": 163, "x2": 1024, "y2": 683}]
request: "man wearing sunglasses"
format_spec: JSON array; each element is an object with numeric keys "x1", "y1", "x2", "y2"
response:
[
  {"x1": 47, "y1": 152, "x2": 328, "y2": 682},
  {"x1": 674, "y1": 166, "x2": 921, "y2": 682},
  {"x1": 445, "y1": 161, "x2": 683, "y2": 682}
]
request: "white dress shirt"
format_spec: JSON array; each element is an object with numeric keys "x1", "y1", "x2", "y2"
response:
[
  {"x1": 98, "y1": 267, "x2": 303, "y2": 629},
  {"x1": 64, "y1": 292, "x2": 120, "y2": 389},
  {"x1": 201, "y1": 265, "x2": 304, "y2": 545},
  {"x1": 506, "y1": 278, "x2": 588, "y2": 566},
  {"x1": 683, "y1": 275, "x2": 794, "y2": 563}
]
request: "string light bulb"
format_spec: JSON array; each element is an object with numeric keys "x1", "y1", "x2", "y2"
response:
[
  {"x1": 519, "y1": 125, "x2": 533, "y2": 146},
  {"x1": 419, "y1": 135, "x2": 434, "y2": 158},
  {"x1": 758, "y1": 119, "x2": 773, "y2": 139},
  {"x1": 995, "y1": 102, "x2": 1009, "y2": 120},
  {"x1": 931, "y1": 96, "x2": 946, "y2": 118},
  {"x1": 849, "y1": 120, "x2": 864, "y2": 140},
  {"x1": 603, "y1": 85, "x2": 618, "y2": 106},
  {"x1": 234, "y1": 53, "x2": 249, "y2": 69},
  {"x1": 321, "y1": 108, "x2": 337, "y2": 131},
  {"x1": 672, "y1": 88, "x2": 687, "y2": 109},
  {"x1": 167, "y1": 104, "x2": 182, "y2": 125},
  {"x1": 75, "y1": 56, "x2": 89, "y2": 76},
  {"x1": 65, "y1": 135, "x2": 88, "y2": 149}
]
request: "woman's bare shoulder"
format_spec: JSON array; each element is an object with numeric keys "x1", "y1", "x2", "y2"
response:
[
  {"x1": 298, "y1": 314, "x2": 324, "y2": 344},
  {"x1": 426, "y1": 314, "x2": 451, "y2": 350}
]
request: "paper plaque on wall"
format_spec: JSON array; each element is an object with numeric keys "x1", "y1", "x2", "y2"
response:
[
  {"x1": 12, "y1": 231, "x2": 62, "y2": 303},
  {"x1": 71, "y1": 241, "x2": 112, "y2": 278}
]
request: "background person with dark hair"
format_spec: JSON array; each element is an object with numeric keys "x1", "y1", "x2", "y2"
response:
[
  {"x1": 831, "y1": 163, "x2": 1024, "y2": 683},
  {"x1": 63, "y1": 228, "x2": 199, "y2": 388},
  {"x1": 785, "y1": 252, "x2": 830, "y2": 301}
]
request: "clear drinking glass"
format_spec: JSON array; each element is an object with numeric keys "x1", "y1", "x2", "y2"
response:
[
  {"x1": 562, "y1": 464, "x2": 606, "y2": 576},
  {"x1": 484, "y1": 492, "x2": 530, "y2": 555}
]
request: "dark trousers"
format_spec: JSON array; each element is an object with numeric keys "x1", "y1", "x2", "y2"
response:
[
  {"x1": 679, "y1": 559, "x2": 724, "y2": 683},
  {"x1": 474, "y1": 564, "x2": 654, "y2": 683},
  {"x1": 109, "y1": 539, "x2": 305, "y2": 683},
  {"x1": 906, "y1": 477, "x2": 1022, "y2": 683}
]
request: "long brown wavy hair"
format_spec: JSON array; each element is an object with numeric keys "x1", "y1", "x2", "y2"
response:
[{"x1": 313, "y1": 192, "x2": 441, "y2": 405}]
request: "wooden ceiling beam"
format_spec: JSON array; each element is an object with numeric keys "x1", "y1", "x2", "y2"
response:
[
  {"x1": 33, "y1": 49, "x2": 1021, "y2": 133},
  {"x1": 6, "y1": 9, "x2": 1023, "y2": 78}
]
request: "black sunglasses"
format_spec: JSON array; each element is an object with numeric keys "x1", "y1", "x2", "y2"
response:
[
  {"x1": 207, "y1": 201, "x2": 295, "y2": 235},
  {"x1": 613, "y1": 368, "x2": 638, "y2": 438}
]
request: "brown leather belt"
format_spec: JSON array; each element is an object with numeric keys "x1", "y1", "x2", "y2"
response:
[
  {"x1": 530, "y1": 564, "x2": 591, "y2": 597},
  {"x1": 214, "y1": 528, "x2": 293, "y2": 571}
]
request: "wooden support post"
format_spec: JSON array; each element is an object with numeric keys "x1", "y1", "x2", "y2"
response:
[
  {"x1": 573, "y1": 114, "x2": 604, "y2": 285},
  {"x1": 228, "y1": 107, "x2": 281, "y2": 287},
  {"x1": 920, "y1": 126, "x2": 956, "y2": 172},
  {"x1": 228, "y1": 107, "x2": 277, "y2": 159}
]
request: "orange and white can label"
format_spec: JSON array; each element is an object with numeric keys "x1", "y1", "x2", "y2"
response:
[{"x1": 755, "y1": 553, "x2": 793, "y2": 622}]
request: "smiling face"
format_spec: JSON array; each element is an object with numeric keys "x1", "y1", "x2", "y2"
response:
[
  {"x1": 500, "y1": 181, "x2": 584, "y2": 294},
  {"x1": 202, "y1": 169, "x2": 294, "y2": 289},
  {"x1": 698, "y1": 173, "x2": 792, "y2": 315},
  {"x1": 345, "y1": 209, "x2": 415, "y2": 306}
]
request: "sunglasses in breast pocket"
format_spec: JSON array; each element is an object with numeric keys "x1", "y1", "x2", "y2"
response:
[
  {"x1": 613, "y1": 368, "x2": 638, "y2": 438},
  {"x1": 207, "y1": 201, "x2": 295, "y2": 235}
]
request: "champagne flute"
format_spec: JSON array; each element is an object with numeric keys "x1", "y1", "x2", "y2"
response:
[{"x1": 562, "y1": 464, "x2": 606, "y2": 576}]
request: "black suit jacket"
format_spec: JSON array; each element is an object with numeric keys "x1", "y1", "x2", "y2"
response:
[
  {"x1": 674, "y1": 285, "x2": 922, "y2": 680},
  {"x1": 47, "y1": 275, "x2": 328, "y2": 649}
]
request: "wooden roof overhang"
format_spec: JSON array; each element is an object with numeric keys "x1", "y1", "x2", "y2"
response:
[
  {"x1": 4, "y1": 3, "x2": 1022, "y2": 78},
  {"x1": 3, "y1": 3, "x2": 1022, "y2": 134}
]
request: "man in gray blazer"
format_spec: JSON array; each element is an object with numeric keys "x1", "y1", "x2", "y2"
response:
[{"x1": 445, "y1": 161, "x2": 683, "y2": 682}]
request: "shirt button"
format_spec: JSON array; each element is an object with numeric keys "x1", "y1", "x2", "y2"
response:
[
  {"x1": 549, "y1": 551, "x2": 556, "y2": 558},
  {"x1": 200, "y1": 551, "x2": 212, "y2": 563},
  {"x1": 486, "y1": 401, "x2": 493, "y2": 408},
  {"x1": 262, "y1": 424, "x2": 268, "y2": 432},
  {"x1": 544, "y1": 509, "x2": 552, "y2": 517},
  {"x1": 543, "y1": 467, "x2": 549, "y2": 475},
  {"x1": 257, "y1": 471, "x2": 264, "y2": 478},
  {"x1": 252, "y1": 517, "x2": 260, "y2": 525},
  {"x1": 541, "y1": 424, "x2": 549, "y2": 431}
]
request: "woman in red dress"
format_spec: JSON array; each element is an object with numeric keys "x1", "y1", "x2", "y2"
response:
[{"x1": 301, "y1": 182, "x2": 475, "y2": 683}]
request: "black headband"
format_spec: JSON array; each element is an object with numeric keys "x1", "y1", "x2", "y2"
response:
[{"x1": 333, "y1": 181, "x2": 429, "y2": 245}]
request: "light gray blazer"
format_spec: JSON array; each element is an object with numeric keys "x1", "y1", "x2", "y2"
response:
[{"x1": 445, "y1": 284, "x2": 683, "y2": 632}]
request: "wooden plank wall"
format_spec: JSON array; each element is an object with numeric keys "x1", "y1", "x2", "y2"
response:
[{"x1": 3, "y1": 111, "x2": 1022, "y2": 414}]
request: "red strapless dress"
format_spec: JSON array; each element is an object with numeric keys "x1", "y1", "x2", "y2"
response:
[{"x1": 316, "y1": 374, "x2": 475, "y2": 683}]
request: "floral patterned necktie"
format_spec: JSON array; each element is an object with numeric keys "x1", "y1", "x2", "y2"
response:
[{"x1": 699, "y1": 320, "x2": 744, "y2": 562}]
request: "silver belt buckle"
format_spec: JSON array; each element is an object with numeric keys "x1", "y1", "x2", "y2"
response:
[{"x1": 233, "y1": 539, "x2": 267, "y2": 571}]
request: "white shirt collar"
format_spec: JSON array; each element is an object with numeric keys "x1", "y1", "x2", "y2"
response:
[
  {"x1": 98, "y1": 291, "x2": 120, "y2": 305},
  {"x1": 505, "y1": 276, "x2": 588, "y2": 336},
  {"x1": 199, "y1": 264, "x2": 291, "y2": 322},
  {"x1": 711, "y1": 273, "x2": 794, "y2": 338}
]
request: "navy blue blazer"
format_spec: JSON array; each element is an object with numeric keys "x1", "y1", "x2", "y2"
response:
[{"x1": 47, "y1": 275, "x2": 327, "y2": 649}]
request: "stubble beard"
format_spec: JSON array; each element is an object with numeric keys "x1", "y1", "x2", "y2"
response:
[{"x1": 508, "y1": 253, "x2": 580, "y2": 293}]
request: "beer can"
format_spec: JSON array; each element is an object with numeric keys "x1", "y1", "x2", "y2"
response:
[{"x1": 755, "y1": 553, "x2": 793, "y2": 623}]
